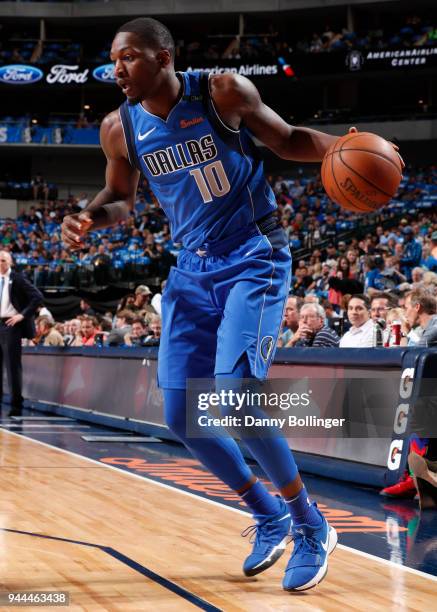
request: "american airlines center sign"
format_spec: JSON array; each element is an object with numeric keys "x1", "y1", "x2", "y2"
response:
[
  {"x1": 366, "y1": 46, "x2": 437, "y2": 67},
  {"x1": 346, "y1": 45, "x2": 437, "y2": 71}
]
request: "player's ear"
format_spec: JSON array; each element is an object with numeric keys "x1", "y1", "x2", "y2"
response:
[{"x1": 156, "y1": 49, "x2": 172, "y2": 67}]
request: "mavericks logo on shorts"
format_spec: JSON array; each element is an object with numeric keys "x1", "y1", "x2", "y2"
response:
[{"x1": 260, "y1": 335, "x2": 274, "y2": 362}]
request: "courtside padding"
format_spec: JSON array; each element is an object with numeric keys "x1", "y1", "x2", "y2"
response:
[{"x1": 13, "y1": 346, "x2": 437, "y2": 488}]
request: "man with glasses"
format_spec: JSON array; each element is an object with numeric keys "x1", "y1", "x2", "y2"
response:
[
  {"x1": 370, "y1": 293, "x2": 396, "y2": 323},
  {"x1": 290, "y1": 303, "x2": 340, "y2": 347},
  {"x1": 0, "y1": 250, "x2": 43, "y2": 415}
]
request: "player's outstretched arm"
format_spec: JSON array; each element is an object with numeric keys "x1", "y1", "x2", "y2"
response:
[
  {"x1": 210, "y1": 73, "x2": 337, "y2": 162},
  {"x1": 61, "y1": 111, "x2": 139, "y2": 249}
]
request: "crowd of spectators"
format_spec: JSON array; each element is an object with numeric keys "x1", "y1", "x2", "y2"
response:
[
  {"x1": 31, "y1": 285, "x2": 163, "y2": 349},
  {"x1": 0, "y1": 164, "x2": 436, "y2": 349},
  {"x1": 295, "y1": 16, "x2": 436, "y2": 54},
  {"x1": 0, "y1": 166, "x2": 435, "y2": 293},
  {"x1": 0, "y1": 14, "x2": 434, "y2": 67},
  {"x1": 278, "y1": 283, "x2": 437, "y2": 349},
  {"x1": 135, "y1": 16, "x2": 437, "y2": 63}
]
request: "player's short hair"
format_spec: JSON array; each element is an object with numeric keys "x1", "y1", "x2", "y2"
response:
[{"x1": 117, "y1": 17, "x2": 175, "y2": 59}]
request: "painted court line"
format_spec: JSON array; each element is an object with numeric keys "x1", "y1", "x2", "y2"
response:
[
  {"x1": 1, "y1": 528, "x2": 219, "y2": 612},
  {"x1": 2, "y1": 429, "x2": 437, "y2": 584}
]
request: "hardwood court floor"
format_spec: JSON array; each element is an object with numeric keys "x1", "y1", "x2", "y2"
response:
[{"x1": 0, "y1": 429, "x2": 435, "y2": 611}]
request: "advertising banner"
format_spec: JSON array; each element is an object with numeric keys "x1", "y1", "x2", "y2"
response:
[{"x1": 0, "y1": 47, "x2": 434, "y2": 89}]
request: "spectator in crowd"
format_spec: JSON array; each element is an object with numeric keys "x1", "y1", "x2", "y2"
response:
[
  {"x1": 132, "y1": 285, "x2": 156, "y2": 314},
  {"x1": 107, "y1": 309, "x2": 134, "y2": 346},
  {"x1": 117, "y1": 294, "x2": 136, "y2": 313},
  {"x1": 400, "y1": 227, "x2": 422, "y2": 281},
  {"x1": 35, "y1": 316, "x2": 64, "y2": 347},
  {"x1": 313, "y1": 262, "x2": 332, "y2": 298},
  {"x1": 364, "y1": 256, "x2": 387, "y2": 294},
  {"x1": 290, "y1": 264, "x2": 313, "y2": 297},
  {"x1": 424, "y1": 231, "x2": 437, "y2": 272},
  {"x1": 411, "y1": 266, "x2": 425, "y2": 287},
  {"x1": 286, "y1": 303, "x2": 340, "y2": 347},
  {"x1": 339, "y1": 295, "x2": 374, "y2": 347},
  {"x1": 151, "y1": 280, "x2": 166, "y2": 316},
  {"x1": 35, "y1": 303, "x2": 55, "y2": 323},
  {"x1": 72, "y1": 315, "x2": 98, "y2": 347},
  {"x1": 404, "y1": 289, "x2": 437, "y2": 347},
  {"x1": 278, "y1": 296, "x2": 302, "y2": 347},
  {"x1": 380, "y1": 255, "x2": 407, "y2": 289},
  {"x1": 370, "y1": 293, "x2": 395, "y2": 322},
  {"x1": 79, "y1": 298, "x2": 95, "y2": 316},
  {"x1": 63, "y1": 318, "x2": 81, "y2": 346},
  {"x1": 144, "y1": 314, "x2": 161, "y2": 346},
  {"x1": 328, "y1": 257, "x2": 363, "y2": 307},
  {"x1": 124, "y1": 317, "x2": 149, "y2": 347},
  {"x1": 31, "y1": 174, "x2": 49, "y2": 201},
  {"x1": 92, "y1": 244, "x2": 112, "y2": 285}
]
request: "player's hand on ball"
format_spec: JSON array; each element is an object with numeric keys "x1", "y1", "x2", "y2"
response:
[
  {"x1": 61, "y1": 212, "x2": 93, "y2": 250},
  {"x1": 322, "y1": 130, "x2": 404, "y2": 212},
  {"x1": 348, "y1": 126, "x2": 404, "y2": 169}
]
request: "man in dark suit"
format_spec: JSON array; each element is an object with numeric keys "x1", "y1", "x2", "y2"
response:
[{"x1": 0, "y1": 251, "x2": 43, "y2": 414}]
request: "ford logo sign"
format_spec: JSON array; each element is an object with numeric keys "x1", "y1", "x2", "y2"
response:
[
  {"x1": 92, "y1": 63, "x2": 116, "y2": 83},
  {"x1": 0, "y1": 64, "x2": 43, "y2": 84}
]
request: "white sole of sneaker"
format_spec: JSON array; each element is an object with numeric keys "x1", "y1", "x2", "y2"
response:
[
  {"x1": 244, "y1": 535, "x2": 289, "y2": 577},
  {"x1": 284, "y1": 526, "x2": 338, "y2": 592}
]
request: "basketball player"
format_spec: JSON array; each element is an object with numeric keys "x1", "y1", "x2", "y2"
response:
[{"x1": 63, "y1": 18, "x2": 360, "y2": 591}]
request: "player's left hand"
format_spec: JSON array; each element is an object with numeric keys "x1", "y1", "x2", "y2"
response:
[
  {"x1": 6, "y1": 314, "x2": 24, "y2": 327},
  {"x1": 348, "y1": 126, "x2": 405, "y2": 169}
]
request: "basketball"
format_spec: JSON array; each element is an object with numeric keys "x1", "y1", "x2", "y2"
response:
[{"x1": 321, "y1": 132, "x2": 403, "y2": 213}]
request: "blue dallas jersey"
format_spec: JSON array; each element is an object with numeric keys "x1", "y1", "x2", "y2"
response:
[{"x1": 119, "y1": 71, "x2": 277, "y2": 250}]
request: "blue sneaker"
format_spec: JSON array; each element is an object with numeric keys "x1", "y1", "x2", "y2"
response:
[
  {"x1": 283, "y1": 504, "x2": 337, "y2": 591},
  {"x1": 242, "y1": 499, "x2": 291, "y2": 577}
]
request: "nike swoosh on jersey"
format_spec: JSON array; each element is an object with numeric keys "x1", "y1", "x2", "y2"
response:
[{"x1": 138, "y1": 127, "x2": 156, "y2": 141}]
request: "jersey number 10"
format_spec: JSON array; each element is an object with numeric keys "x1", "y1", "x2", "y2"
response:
[{"x1": 189, "y1": 160, "x2": 231, "y2": 203}]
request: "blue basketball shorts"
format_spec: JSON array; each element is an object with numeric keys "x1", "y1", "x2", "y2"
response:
[{"x1": 157, "y1": 226, "x2": 292, "y2": 389}]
